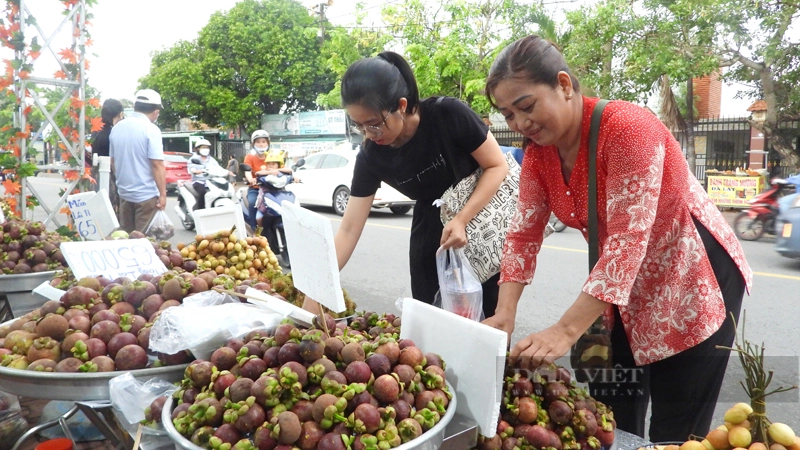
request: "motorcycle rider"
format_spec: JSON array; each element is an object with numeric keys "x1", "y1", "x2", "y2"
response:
[
  {"x1": 187, "y1": 139, "x2": 232, "y2": 210},
  {"x1": 255, "y1": 151, "x2": 293, "y2": 227},
  {"x1": 244, "y1": 130, "x2": 292, "y2": 227}
]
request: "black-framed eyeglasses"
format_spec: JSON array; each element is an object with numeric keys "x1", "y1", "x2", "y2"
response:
[{"x1": 349, "y1": 113, "x2": 390, "y2": 137}]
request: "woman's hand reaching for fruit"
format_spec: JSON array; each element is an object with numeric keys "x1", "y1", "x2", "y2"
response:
[
  {"x1": 482, "y1": 310, "x2": 515, "y2": 342},
  {"x1": 509, "y1": 323, "x2": 577, "y2": 370}
]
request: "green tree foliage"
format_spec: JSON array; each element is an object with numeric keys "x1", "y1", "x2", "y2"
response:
[
  {"x1": 316, "y1": 5, "x2": 392, "y2": 109},
  {"x1": 139, "y1": 0, "x2": 334, "y2": 131},
  {"x1": 718, "y1": 0, "x2": 800, "y2": 167}
]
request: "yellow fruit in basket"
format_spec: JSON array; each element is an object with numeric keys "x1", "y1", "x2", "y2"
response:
[
  {"x1": 771, "y1": 444, "x2": 788, "y2": 450},
  {"x1": 768, "y1": 424, "x2": 797, "y2": 447},
  {"x1": 750, "y1": 442, "x2": 768, "y2": 450},
  {"x1": 728, "y1": 426, "x2": 752, "y2": 448},
  {"x1": 734, "y1": 403, "x2": 754, "y2": 415},
  {"x1": 788, "y1": 437, "x2": 800, "y2": 450},
  {"x1": 683, "y1": 441, "x2": 709, "y2": 450},
  {"x1": 725, "y1": 407, "x2": 749, "y2": 424},
  {"x1": 666, "y1": 446, "x2": 681, "y2": 450},
  {"x1": 707, "y1": 429, "x2": 731, "y2": 450},
  {"x1": 703, "y1": 440, "x2": 717, "y2": 450}
]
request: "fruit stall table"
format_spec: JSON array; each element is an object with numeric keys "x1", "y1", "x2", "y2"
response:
[{"x1": 0, "y1": 271, "x2": 58, "y2": 322}]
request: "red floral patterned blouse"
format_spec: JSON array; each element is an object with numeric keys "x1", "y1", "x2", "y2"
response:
[{"x1": 500, "y1": 97, "x2": 753, "y2": 366}]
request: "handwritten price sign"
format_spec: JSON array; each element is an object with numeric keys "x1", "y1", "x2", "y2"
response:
[
  {"x1": 59, "y1": 239, "x2": 168, "y2": 280},
  {"x1": 67, "y1": 190, "x2": 119, "y2": 241}
]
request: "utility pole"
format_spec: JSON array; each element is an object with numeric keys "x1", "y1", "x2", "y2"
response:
[{"x1": 315, "y1": 1, "x2": 332, "y2": 44}]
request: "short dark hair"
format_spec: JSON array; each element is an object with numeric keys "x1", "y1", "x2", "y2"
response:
[
  {"x1": 341, "y1": 51, "x2": 420, "y2": 115},
  {"x1": 100, "y1": 99, "x2": 124, "y2": 125},
  {"x1": 134, "y1": 102, "x2": 160, "y2": 114},
  {"x1": 485, "y1": 35, "x2": 581, "y2": 108}
]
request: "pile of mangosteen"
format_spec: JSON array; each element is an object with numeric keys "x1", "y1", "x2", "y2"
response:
[
  {"x1": 0, "y1": 274, "x2": 200, "y2": 373},
  {"x1": 158, "y1": 311, "x2": 452, "y2": 450},
  {"x1": 474, "y1": 365, "x2": 616, "y2": 450},
  {"x1": 0, "y1": 219, "x2": 74, "y2": 274}
]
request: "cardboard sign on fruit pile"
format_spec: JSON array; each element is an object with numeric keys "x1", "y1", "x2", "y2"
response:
[
  {"x1": 66, "y1": 189, "x2": 119, "y2": 241},
  {"x1": 400, "y1": 298, "x2": 507, "y2": 437},
  {"x1": 59, "y1": 238, "x2": 168, "y2": 280},
  {"x1": 280, "y1": 201, "x2": 346, "y2": 313}
]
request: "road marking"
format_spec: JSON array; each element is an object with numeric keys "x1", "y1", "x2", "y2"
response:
[
  {"x1": 752, "y1": 271, "x2": 800, "y2": 281},
  {"x1": 349, "y1": 218, "x2": 800, "y2": 281},
  {"x1": 542, "y1": 245, "x2": 588, "y2": 254}
]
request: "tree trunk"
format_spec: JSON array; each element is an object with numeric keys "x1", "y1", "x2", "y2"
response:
[
  {"x1": 600, "y1": 41, "x2": 613, "y2": 98},
  {"x1": 685, "y1": 78, "x2": 696, "y2": 176},
  {"x1": 758, "y1": 68, "x2": 800, "y2": 169}
]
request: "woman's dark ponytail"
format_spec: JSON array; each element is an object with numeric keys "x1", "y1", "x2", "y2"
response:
[{"x1": 341, "y1": 51, "x2": 420, "y2": 115}]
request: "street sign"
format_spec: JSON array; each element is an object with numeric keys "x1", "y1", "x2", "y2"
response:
[{"x1": 59, "y1": 238, "x2": 167, "y2": 280}]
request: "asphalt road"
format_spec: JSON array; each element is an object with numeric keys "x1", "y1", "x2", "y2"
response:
[{"x1": 15, "y1": 175, "x2": 800, "y2": 436}]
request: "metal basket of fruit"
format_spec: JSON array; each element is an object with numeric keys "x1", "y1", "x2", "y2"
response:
[{"x1": 162, "y1": 313, "x2": 456, "y2": 450}]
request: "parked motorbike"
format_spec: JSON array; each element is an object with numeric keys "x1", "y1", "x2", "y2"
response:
[
  {"x1": 174, "y1": 159, "x2": 236, "y2": 230},
  {"x1": 238, "y1": 161, "x2": 303, "y2": 269},
  {"x1": 733, "y1": 178, "x2": 796, "y2": 241}
]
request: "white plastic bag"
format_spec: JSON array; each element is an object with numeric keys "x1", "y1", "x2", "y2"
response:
[
  {"x1": 144, "y1": 209, "x2": 175, "y2": 241},
  {"x1": 148, "y1": 302, "x2": 283, "y2": 360},
  {"x1": 109, "y1": 372, "x2": 177, "y2": 425},
  {"x1": 435, "y1": 247, "x2": 483, "y2": 321}
]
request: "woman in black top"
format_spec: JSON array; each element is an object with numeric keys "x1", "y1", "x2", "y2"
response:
[
  {"x1": 304, "y1": 52, "x2": 508, "y2": 318},
  {"x1": 91, "y1": 99, "x2": 124, "y2": 210}
]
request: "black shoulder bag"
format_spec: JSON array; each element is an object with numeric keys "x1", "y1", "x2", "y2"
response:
[{"x1": 570, "y1": 99, "x2": 614, "y2": 383}]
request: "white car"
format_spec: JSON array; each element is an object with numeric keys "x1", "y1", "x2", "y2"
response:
[{"x1": 287, "y1": 150, "x2": 415, "y2": 216}]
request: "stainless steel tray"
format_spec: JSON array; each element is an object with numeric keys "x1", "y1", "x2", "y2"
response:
[
  {"x1": 163, "y1": 381, "x2": 457, "y2": 450},
  {"x1": 0, "y1": 271, "x2": 57, "y2": 293},
  {"x1": 0, "y1": 318, "x2": 188, "y2": 401},
  {"x1": 0, "y1": 363, "x2": 188, "y2": 401}
]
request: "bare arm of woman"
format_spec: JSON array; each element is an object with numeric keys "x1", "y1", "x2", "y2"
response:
[
  {"x1": 302, "y1": 195, "x2": 374, "y2": 312},
  {"x1": 440, "y1": 131, "x2": 508, "y2": 249}
]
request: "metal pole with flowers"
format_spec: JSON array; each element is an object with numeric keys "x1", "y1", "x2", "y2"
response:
[{"x1": 0, "y1": 0, "x2": 101, "y2": 230}]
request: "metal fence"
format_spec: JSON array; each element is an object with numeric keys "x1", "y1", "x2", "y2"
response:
[{"x1": 218, "y1": 140, "x2": 248, "y2": 182}]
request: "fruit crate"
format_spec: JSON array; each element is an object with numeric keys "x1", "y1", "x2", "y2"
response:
[{"x1": 0, "y1": 271, "x2": 57, "y2": 321}]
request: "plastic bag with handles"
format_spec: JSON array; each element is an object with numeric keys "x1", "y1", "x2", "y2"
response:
[
  {"x1": 143, "y1": 209, "x2": 175, "y2": 241},
  {"x1": 435, "y1": 246, "x2": 484, "y2": 321}
]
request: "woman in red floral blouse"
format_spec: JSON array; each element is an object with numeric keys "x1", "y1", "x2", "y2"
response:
[{"x1": 483, "y1": 35, "x2": 752, "y2": 440}]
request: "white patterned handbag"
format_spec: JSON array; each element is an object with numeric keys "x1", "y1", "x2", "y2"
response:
[{"x1": 435, "y1": 151, "x2": 521, "y2": 283}]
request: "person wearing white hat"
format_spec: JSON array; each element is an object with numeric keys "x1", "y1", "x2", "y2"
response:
[{"x1": 109, "y1": 89, "x2": 166, "y2": 233}]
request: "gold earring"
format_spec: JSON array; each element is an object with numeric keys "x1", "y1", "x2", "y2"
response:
[{"x1": 566, "y1": 93, "x2": 573, "y2": 100}]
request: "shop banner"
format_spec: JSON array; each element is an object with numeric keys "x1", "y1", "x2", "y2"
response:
[
  {"x1": 707, "y1": 176, "x2": 765, "y2": 207},
  {"x1": 60, "y1": 238, "x2": 168, "y2": 280},
  {"x1": 261, "y1": 114, "x2": 297, "y2": 136},
  {"x1": 66, "y1": 189, "x2": 119, "y2": 240},
  {"x1": 298, "y1": 110, "x2": 347, "y2": 135}
]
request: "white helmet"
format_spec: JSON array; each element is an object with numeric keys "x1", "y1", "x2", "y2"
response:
[
  {"x1": 194, "y1": 138, "x2": 212, "y2": 150},
  {"x1": 251, "y1": 130, "x2": 270, "y2": 144}
]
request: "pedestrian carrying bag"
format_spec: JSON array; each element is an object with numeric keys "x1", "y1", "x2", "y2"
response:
[
  {"x1": 433, "y1": 97, "x2": 521, "y2": 283},
  {"x1": 569, "y1": 99, "x2": 614, "y2": 383},
  {"x1": 435, "y1": 247, "x2": 484, "y2": 321}
]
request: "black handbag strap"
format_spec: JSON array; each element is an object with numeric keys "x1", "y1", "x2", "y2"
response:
[
  {"x1": 433, "y1": 96, "x2": 480, "y2": 184},
  {"x1": 588, "y1": 99, "x2": 609, "y2": 271}
]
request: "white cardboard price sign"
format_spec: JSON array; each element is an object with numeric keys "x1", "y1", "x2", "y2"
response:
[
  {"x1": 280, "y1": 201, "x2": 346, "y2": 313},
  {"x1": 59, "y1": 238, "x2": 168, "y2": 280},
  {"x1": 67, "y1": 189, "x2": 119, "y2": 241}
]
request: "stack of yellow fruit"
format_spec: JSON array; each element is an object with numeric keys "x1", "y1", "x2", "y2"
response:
[
  {"x1": 674, "y1": 403, "x2": 798, "y2": 450},
  {"x1": 177, "y1": 228, "x2": 280, "y2": 280}
]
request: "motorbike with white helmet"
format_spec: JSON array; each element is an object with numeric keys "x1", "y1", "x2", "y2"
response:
[
  {"x1": 238, "y1": 130, "x2": 301, "y2": 268},
  {"x1": 174, "y1": 139, "x2": 236, "y2": 230}
]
